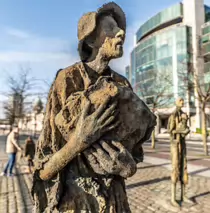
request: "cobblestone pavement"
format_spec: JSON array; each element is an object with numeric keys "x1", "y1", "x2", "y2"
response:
[
  {"x1": 0, "y1": 141, "x2": 210, "y2": 212},
  {"x1": 126, "y1": 163, "x2": 210, "y2": 213},
  {"x1": 0, "y1": 159, "x2": 209, "y2": 213},
  {"x1": 0, "y1": 159, "x2": 34, "y2": 213}
]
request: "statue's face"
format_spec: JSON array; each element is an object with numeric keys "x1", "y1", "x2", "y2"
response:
[
  {"x1": 176, "y1": 98, "x2": 184, "y2": 108},
  {"x1": 95, "y1": 15, "x2": 125, "y2": 59}
]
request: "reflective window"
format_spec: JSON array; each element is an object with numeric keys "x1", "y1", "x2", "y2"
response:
[
  {"x1": 132, "y1": 26, "x2": 190, "y2": 107},
  {"x1": 205, "y1": 5, "x2": 210, "y2": 23},
  {"x1": 136, "y1": 3, "x2": 183, "y2": 41},
  {"x1": 203, "y1": 43, "x2": 210, "y2": 54},
  {"x1": 203, "y1": 26, "x2": 210, "y2": 35},
  {"x1": 202, "y1": 35, "x2": 210, "y2": 43},
  {"x1": 204, "y1": 63, "x2": 210, "y2": 92},
  {"x1": 125, "y1": 66, "x2": 130, "y2": 81}
]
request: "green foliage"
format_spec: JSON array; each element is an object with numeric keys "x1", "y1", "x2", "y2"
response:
[
  {"x1": 33, "y1": 98, "x2": 44, "y2": 114},
  {"x1": 196, "y1": 128, "x2": 210, "y2": 135}
]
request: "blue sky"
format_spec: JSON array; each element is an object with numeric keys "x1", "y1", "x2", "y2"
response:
[{"x1": 0, "y1": 0, "x2": 210, "y2": 98}]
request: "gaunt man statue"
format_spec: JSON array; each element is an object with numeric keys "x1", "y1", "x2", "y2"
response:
[
  {"x1": 32, "y1": 2, "x2": 156, "y2": 212},
  {"x1": 168, "y1": 97, "x2": 193, "y2": 207}
]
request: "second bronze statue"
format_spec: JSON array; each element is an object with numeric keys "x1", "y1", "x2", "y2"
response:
[{"x1": 168, "y1": 97, "x2": 194, "y2": 207}]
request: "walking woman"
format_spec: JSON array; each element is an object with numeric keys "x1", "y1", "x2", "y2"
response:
[{"x1": 0, "y1": 125, "x2": 22, "y2": 177}]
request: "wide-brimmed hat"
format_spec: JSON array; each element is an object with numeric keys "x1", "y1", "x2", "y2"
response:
[{"x1": 78, "y1": 2, "x2": 126, "y2": 61}]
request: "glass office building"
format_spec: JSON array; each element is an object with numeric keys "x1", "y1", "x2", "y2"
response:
[
  {"x1": 127, "y1": 0, "x2": 210, "y2": 131},
  {"x1": 202, "y1": 10, "x2": 210, "y2": 91},
  {"x1": 125, "y1": 65, "x2": 130, "y2": 81},
  {"x1": 135, "y1": 25, "x2": 190, "y2": 101}
]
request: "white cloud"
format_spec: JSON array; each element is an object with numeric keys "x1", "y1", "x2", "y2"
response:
[
  {"x1": 0, "y1": 27, "x2": 80, "y2": 97},
  {"x1": 0, "y1": 26, "x2": 79, "y2": 65},
  {"x1": 0, "y1": 27, "x2": 72, "y2": 53},
  {"x1": 0, "y1": 22, "x2": 142, "y2": 84},
  {"x1": 0, "y1": 51, "x2": 74, "y2": 63},
  {"x1": 4, "y1": 27, "x2": 31, "y2": 39}
]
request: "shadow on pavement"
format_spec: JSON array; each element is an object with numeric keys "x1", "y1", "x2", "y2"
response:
[
  {"x1": 137, "y1": 163, "x2": 170, "y2": 169},
  {"x1": 191, "y1": 191, "x2": 210, "y2": 202},
  {"x1": 127, "y1": 167, "x2": 210, "y2": 190},
  {"x1": 126, "y1": 176, "x2": 170, "y2": 189},
  {"x1": 189, "y1": 167, "x2": 210, "y2": 175}
]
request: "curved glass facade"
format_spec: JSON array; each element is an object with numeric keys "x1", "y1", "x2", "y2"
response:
[
  {"x1": 202, "y1": 22, "x2": 210, "y2": 55},
  {"x1": 126, "y1": 0, "x2": 210, "y2": 130},
  {"x1": 205, "y1": 5, "x2": 210, "y2": 22},
  {"x1": 203, "y1": 60, "x2": 210, "y2": 93},
  {"x1": 134, "y1": 25, "x2": 190, "y2": 106},
  {"x1": 202, "y1": 19, "x2": 210, "y2": 91},
  {"x1": 136, "y1": 3, "x2": 183, "y2": 42},
  {"x1": 202, "y1": 25, "x2": 210, "y2": 35},
  {"x1": 125, "y1": 66, "x2": 130, "y2": 81},
  {"x1": 203, "y1": 43, "x2": 210, "y2": 55},
  {"x1": 130, "y1": 49, "x2": 136, "y2": 87}
]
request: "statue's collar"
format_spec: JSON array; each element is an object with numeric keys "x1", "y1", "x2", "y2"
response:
[
  {"x1": 77, "y1": 61, "x2": 114, "y2": 89},
  {"x1": 80, "y1": 61, "x2": 112, "y2": 76},
  {"x1": 176, "y1": 107, "x2": 182, "y2": 112}
]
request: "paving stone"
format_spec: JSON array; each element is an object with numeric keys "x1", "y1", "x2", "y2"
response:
[
  {"x1": 126, "y1": 162, "x2": 210, "y2": 213},
  {"x1": 0, "y1": 158, "x2": 33, "y2": 213},
  {"x1": 0, "y1": 149, "x2": 210, "y2": 212},
  {"x1": 0, "y1": 176, "x2": 8, "y2": 213}
]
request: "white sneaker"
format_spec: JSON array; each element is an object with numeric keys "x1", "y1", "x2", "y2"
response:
[{"x1": 0, "y1": 172, "x2": 6, "y2": 176}]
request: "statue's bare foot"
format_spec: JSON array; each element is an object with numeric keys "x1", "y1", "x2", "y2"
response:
[
  {"x1": 183, "y1": 196, "x2": 194, "y2": 204},
  {"x1": 171, "y1": 200, "x2": 180, "y2": 208}
]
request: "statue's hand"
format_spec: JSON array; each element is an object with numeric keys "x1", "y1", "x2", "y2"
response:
[
  {"x1": 75, "y1": 96, "x2": 120, "y2": 150},
  {"x1": 83, "y1": 140, "x2": 137, "y2": 178}
]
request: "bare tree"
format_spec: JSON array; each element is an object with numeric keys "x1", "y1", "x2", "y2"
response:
[
  {"x1": 198, "y1": 82, "x2": 210, "y2": 156},
  {"x1": 178, "y1": 47, "x2": 210, "y2": 155},
  {"x1": 186, "y1": 68, "x2": 209, "y2": 155},
  {"x1": 33, "y1": 78, "x2": 51, "y2": 101},
  {"x1": 135, "y1": 68, "x2": 174, "y2": 149},
  {"x1": 3, "y1": 101, "x2": 16, "y2": 128},
  {"x1": 2, "y1": 66, "x2": 45, "y2": 127},
  {"x1": 3, "y1": 67, "x2": 32, "y2": 126}
]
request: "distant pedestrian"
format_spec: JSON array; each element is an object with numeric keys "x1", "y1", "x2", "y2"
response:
[
  {"x1": 0, "y1": 125, "x2": 22, "y2": 177},
  {"x1": 24, "y1": 136, "x2": 35, "y2": 173}
]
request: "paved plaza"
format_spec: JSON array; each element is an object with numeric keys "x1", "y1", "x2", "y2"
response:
[
  {"x1": 0, "y1": 136, "x2": 210, "y2": 213},
  {"x1": 126, "y1": 160, "x2": 210, "y2": 213}
]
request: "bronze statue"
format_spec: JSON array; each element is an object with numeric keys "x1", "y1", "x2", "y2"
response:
[
  {"x1": 32, "y1": 2, "x2": 156, "y2": 212},
  {"x1": 168, "y1": 97, "x2": 193, "y2": 207},
  {"x1": 24, "y1": 136, "x2": 36, "y2": 173}
]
